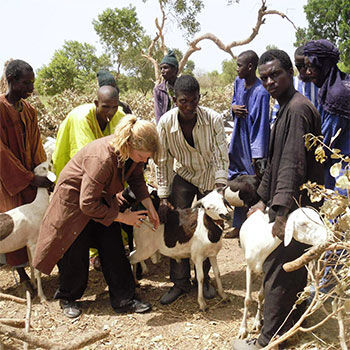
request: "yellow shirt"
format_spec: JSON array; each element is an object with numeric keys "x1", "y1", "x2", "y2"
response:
[{"x1": 53, "y1": 103, "x2": 125, "y2": 178}]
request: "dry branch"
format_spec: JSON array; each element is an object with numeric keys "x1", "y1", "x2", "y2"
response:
[
  {"x1": 0, "y1": 323, "x2": 54, "y2": 349},
  {"x1": 0, "y1": 319, "x2": 25, "y2": 328},
  {"x1": 145, "y1": 0, "x2": 297, "y2": 83},
  {"x1": 62, "y1": 330, "x2": 110, "y2": 350},
  {"x1": 283, "y1": 242, "x2": 350, "y2": 272},
  {"x1": 0, "y1": 293, "x2": 26, "y2": 304},
  {"x1": 23, "y1": 290, "x2": 31, "y2": 350},
  {"x1": 177, "y1": 0, "x2": 297, "y2": 73},
  {"x1": 0, "y1": 323, "x2": 110, "y2": 350}
]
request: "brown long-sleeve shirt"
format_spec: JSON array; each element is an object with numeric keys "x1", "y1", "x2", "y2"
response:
[
  {"x1": 0, "y1": 94, "x2": 46, "y2": 265},
  {"x1": 33, "y1": 135, "x2": 149, "y2": 275},
  {"x1": 258, "y1": 91, "x2": 324, "y2": 212}
]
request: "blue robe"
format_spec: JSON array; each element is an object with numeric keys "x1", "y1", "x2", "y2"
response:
[
  {"x1": 320, "y1": 106, "x2": 350, "y2": 195},
  {"x1": 228, "y1": 77, "x2": 270, "y2": 228},
  {"x1": 270, "y1": 77, "x2": 319, "y2": 125}
]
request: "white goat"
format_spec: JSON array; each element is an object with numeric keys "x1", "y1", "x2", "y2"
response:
[
  {"x1": 129, "y1": 189, "x2": 231, "y2": 311},
  {"x1": 0, "y1": 138, "x2": 56, "y2": 301},
  {"x1": 238, "y1": 207, "x2": 328, "y2": 338}
]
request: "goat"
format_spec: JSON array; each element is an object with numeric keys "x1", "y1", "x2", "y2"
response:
[
  {"x1": 238, "y1": 207, "x2": 328, "y2": 338},
  {"x1": 0, "y1": 161, "x2": 55, "y2": 302},
  {"x1": 119, "y1": 184, "x2": 161, "y2": 279},
  {"x1": 128, "y1": 189, "x2": 232, "y2": 311},
  {"x1": 224, "y1": 175, "x2": 261, "y2": 208}
]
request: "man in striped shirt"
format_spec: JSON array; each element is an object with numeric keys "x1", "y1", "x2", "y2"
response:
[{"x1": 156, "y1": 75, "x2": 229, "y2": 305}]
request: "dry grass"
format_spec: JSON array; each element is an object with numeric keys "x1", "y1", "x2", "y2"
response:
[{"x1": 0, "y1": 238, "x2": 346, "y2": 349}]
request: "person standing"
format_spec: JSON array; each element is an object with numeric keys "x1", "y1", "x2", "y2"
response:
[
  {"x1": 227, "y1": 50, "x2": 270, "y2": 238},
  {"x1": 232, "y1": 50, "x2": 324, "y2": 349},
  {"x1": 0, "y1": 59, "x2": 53, "y2": 287},
  {"x1": 153, "y1": 50, "x2": 179, "y2": 123},
  {"x1": 156, "y1": 75, "x2": 229, "y2": 305},
  {"x1": 304, "y1": 39, "x2": 350, "y2": 194},
  {"x1": 34, "y1": 115, "x2": 160, "y2": 318},
  {"x1": 304, "y1": 39, "x2": 350, "y2": 296}
]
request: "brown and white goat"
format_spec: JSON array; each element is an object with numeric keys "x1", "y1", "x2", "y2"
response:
[
  {"x1": 0, "y1": 161, "x2": 55, "y2": 301},
  {"x1": 129, "y1": 189, "x2": 232, "y2": 311}
]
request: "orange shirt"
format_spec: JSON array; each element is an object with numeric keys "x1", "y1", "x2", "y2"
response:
[{"x1": 0, "y1": 94, "x2": 46, "y2": 265}]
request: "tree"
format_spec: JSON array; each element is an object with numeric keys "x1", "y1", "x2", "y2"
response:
[
  {"x1": 93, "y1": 6, "x2": 145, "y2": 74},
  {"x1": 221, "y1": 59, "x2": 237, "y2": 85},
  {"x1": 35, "y1": 41, "x2": 110, "y2": 95},
  {"x1": 143, "y1": 0, "x2": 204, "y2": 39},
  {"x1": 295, "y1": 0, "x2": 350, "y2": 67},
  {"x1": 265, "y1": 44, "x2": 279, "y2": 51},
  {"x1": 142, "y1": 0, "x2": 297, "y2": 83}
]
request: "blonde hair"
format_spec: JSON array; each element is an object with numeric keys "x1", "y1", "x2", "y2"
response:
[{"x1": 111, "y1": 114, "x2": 160, "y2": 163}]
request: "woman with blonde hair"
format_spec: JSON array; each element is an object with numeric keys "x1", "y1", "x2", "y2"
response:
[{"x1": 34, "y1": 115, "x2": 160, "y2": 318}]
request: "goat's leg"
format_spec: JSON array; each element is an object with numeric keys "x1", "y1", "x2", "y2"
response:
[
  {"x1": 209, "y1": 256, "x2": 227, "y2": 300},
  {"x1": 193, "y1": 258, "x2": 207, "y2": 311},
  {"x1": 238, "y1": 266, "x2": 252, "y2": 339},
  {"x1": 252, "y1": 282, "x2": 264, "y2": 331},
  {"x1": 34, "y1": 268, "x2": 46, "y2": 302},
  {"x1": 27, "y1": 245, "x2": 46, "y2": 302}
]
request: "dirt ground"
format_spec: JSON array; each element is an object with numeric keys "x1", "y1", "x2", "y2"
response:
[{"x1": 0, "y1": 236, "x2": 348, "y2": 350}]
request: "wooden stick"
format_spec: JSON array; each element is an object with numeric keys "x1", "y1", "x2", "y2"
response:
[
  {"x1": 0, "y1": 292, "x2": 26, "y2": 304},
  {"x1": 336, "y1": 300, "x2": 348, "y2": 350},
  {"x1": 0, "y1": 324, "x2": 56, "y2": 349},
  {"x1": 63, "y1": 330, "x2": 110, "y2": 350},
  {"x1": 23, "y1": 290, "x2": 31, "y2": 350},
  {"x1": 0, "y1": 324, "x2": 110, "y2": 350},
  {"x1": 283, "y1": 242, "x2": 350, "y2": 272},
  {"x1": 0, "y1": 319, "x2": 25, "y2": 328}
]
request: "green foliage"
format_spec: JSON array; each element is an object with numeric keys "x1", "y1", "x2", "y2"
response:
[
  {"x1": 183, "y1": 60, "x2": 195, "y2": 76},
  {"x1": 172, "y1": 48, "x2": 195, "y2": 75},
  {"x1": 35, "y1": 41, "x2": 111, "y2": 95},
  {"x1": 295, "y1": 0, "x2": 350, "y2": 67},
  {"x1": 265, "y1": 44, "x2": 279, "y2": 51},
  {"x1": 93, "y1": 6, "x2": 144, "y2": 71},
  {"x1": 143, "y1": 0, "x2": 204, "y2": 39},
  {"x1": 221, "y1": 59, "x2": 237, "y2": 85}
]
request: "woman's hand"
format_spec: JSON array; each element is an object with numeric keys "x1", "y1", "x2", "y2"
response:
[
  {"x1": 116, "y1": 191, "x2": 126, "y2": 206},
  {"x1": 115, "y1": 209, "x2": 148, "y2": 228},
  {"x1": 141, "y1": 197, "x2": 160, "y2": 230}
]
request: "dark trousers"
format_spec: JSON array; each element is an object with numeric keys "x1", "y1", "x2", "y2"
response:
[
  {"x1": 168, "y1": 175, "x2": 211, "y2": 291},
  {"x1": 54, "y1": 220, "x2": 135, "y2": 310},
  {"x1": 258, "y1": 239, "x2": 308, "y2": 346}
]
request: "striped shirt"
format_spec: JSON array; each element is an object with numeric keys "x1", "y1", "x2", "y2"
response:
[{"x1": 156, "y1": 106, "x2": 229, "y2": 198}]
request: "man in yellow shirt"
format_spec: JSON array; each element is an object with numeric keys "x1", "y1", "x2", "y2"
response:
[{"x1": 53, "y1": 86, "x2": 124, "y2": 177}]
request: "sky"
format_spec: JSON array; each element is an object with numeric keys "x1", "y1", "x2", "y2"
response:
[{"x1": 0, "y1": 0, "x2": 309, "y2": 75}]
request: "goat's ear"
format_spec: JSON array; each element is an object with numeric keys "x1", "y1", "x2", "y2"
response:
[
  {"x1": 192, "y1": 199, "x2": 203, "y2": 209},
  {"x1": 47, "y1": 171, "x2": 56, "y2": 183}
]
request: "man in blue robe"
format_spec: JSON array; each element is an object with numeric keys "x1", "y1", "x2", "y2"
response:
[
  {"x1": 304, "y1": 39, "x2": 350, "y2": 297},
  {"x1": 227, "y1": 50, "x2": 270, "y2": 237},
  {"x1": 304, "y1": 40, "x2": 350, "y2": 195}
]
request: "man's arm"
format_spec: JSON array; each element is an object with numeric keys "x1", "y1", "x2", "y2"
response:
[{"x1": 212, "y1": 113, "x2": 229, "y2": 187}]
